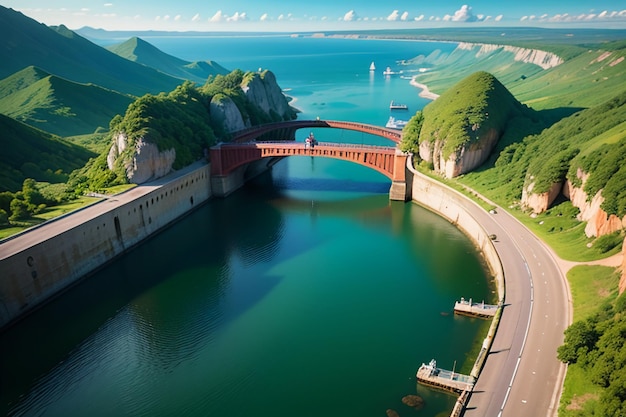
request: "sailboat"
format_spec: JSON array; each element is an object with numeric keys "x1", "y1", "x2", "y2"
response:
[{"x1": 369, "y1": 61, "x2": 376, "y2": 71}]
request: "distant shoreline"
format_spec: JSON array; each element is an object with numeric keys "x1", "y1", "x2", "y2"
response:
[{"x1": 410, "y1": 77, "x2": 439, "y2": 100}]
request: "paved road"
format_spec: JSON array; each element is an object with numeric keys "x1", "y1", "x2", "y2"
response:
[{"x1": 461, "y1": 201, "x2": 570, "y2": 417}]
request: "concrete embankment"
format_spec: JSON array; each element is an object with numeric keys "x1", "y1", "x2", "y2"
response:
[
  {"x1": 0, "y1": 162, "x2": 212, "y2": 329},
  {"x1": 406, "y1": 160, "x2": 505, "y2": 381}
]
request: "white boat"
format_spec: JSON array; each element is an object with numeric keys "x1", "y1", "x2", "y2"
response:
[
  {"x1": 369, "y1": 61, "x2": 376, "y2": 71},
  {"x1": 389, "y1": 100, "x2": 408, "y2": 110},
  {"x1": 383, "y1": 66, "x2": 394, "y2": 75},
  {"x1": 386, "y1": 116, "x2": 408, "y2": 130}
]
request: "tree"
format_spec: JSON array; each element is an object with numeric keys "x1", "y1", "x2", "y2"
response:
[
  {"x1": 9, "y1": 197, "x2": 30, "y2": 221},
  {"x1": 0, "y1": 209, "x2": 8, "y2": 226},
  {"x1": 399, "y1": 111, "x2": 424, "y2": 154},
  {"x1": 557, "y1": 319, "x2": 599, "y2": 364}
]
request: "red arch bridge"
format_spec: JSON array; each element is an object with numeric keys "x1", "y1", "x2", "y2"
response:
[{"x1": 209, "y1": 120, "x2": 410, "y2": 201}]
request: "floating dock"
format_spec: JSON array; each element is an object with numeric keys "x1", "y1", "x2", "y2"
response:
[
  {"x1": 416, "y1": 359, "x2": 475, "y2": 394},
  {"x1": 454, "y1": 297, "x2": 498, "y2": 318}
]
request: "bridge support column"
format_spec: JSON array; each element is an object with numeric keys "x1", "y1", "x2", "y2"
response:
[{"x1": 389, "y1": 181, "x2": 410, "y2": 201}]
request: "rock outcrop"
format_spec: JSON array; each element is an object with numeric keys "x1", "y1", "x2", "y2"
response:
[
  {"x1": 210, "y1": 94, "x2": 247, "y2": 133},
  {"x1": 563, "y1": 169, "x2": 626, "y2": 237},
  {"x1": 241, "y1": 70, "x2": 294, "y2": 120},
  {"x1": 521, "y1": 180, "x2": 562, "y2": 214},
  {"x1": 107, "y1": 132, "x2": 176, "y2": 183}
]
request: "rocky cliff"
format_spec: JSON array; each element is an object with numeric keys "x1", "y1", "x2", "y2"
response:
[
  {"x1": 107, "y1": 132, "x2": 176, "y2": 184},
  {"x1": 241, "y1": 70, "x2": 294, "y2": 121},
  {"x1": 456, "y1": 42, "x2": 563, "y2": 70}
]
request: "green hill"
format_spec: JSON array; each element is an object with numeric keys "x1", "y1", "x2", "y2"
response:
[
  {"x1": 107, "y1": 37, "x2": 229, "y2": 83},
  {"x1": 410, "y1": 40, "x2": 626, "y2": 111},
  {"x1": 0, "y1": 6, "x2": 182, "y2": 96},
  {"x1": 0, "y1": 66, "x2": 134, "y2": 136},
  {"x1": 460, "y1": 89, "x2": 626, "y2": 212},
  {"x1": 0, "y1": 114, "x2": 95, "y2": 192}
]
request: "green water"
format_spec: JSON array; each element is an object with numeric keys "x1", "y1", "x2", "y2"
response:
[
  {"x1": 1, "y1": 37, "x2": 492, "y2": 417},
  {"x1": 1, "y1": 175, "x2": 492, "y2": 416}
]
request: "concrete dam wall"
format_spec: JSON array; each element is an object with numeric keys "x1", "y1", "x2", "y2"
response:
[{"x1": 0, "y1": 163, "x2": 212, "y2": 329}]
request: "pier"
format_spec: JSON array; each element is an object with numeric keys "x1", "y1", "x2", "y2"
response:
[
  {"x1": 453, "y1": 297, "x2": 498, "y2": 318},
  {"x1": 416, "y1": 359, "x2": 475, "y2": 394}
]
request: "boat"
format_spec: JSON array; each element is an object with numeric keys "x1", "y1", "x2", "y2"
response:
[
  {"x1": 383, "y1": 66, "x2": 394, "y2": 75},
  {"x1": 386, "y1": 116, "x2": 408, "y2": 130},
  {"x1": 369, "y1": 61, "x2": 376, "y2": 71},
  {"x1": 389, "y1": 100, "x2": 408, "y2": 110}
]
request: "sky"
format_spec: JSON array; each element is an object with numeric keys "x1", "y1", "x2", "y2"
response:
[{"x1": 4, "y1": 0, "x2": 626, "y2": 31}]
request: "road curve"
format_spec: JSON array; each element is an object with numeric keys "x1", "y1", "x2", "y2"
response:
[{"x1": 459, "y1": 200, "x2": 571, "y2": 417}]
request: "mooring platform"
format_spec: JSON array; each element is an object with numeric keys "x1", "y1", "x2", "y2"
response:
[
  {"x1": 416, "y1": 359, "x2": 475, "y2": 393},
  {"x1": 453, "y1": 297, "x2": 498, "y2": 318}
]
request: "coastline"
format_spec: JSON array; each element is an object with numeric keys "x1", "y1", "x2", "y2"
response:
[{"x1": 410, "y1": 77, "x2": 439, "y2": 100}]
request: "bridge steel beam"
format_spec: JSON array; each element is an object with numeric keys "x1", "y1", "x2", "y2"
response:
[{"x1": 210, "y1": 142, "x2": 410, "y2": 201}]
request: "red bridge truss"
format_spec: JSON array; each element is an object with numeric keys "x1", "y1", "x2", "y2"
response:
[{"x1": 210, "y1": 141, "x2": 407, "y2": 182}]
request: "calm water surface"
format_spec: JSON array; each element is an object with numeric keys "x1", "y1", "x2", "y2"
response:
[{"x1": 0, "y1": 36, "x2": 493, "y2": 417}]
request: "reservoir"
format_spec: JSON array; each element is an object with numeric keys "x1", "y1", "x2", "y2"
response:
[{"x1": 1, "y1": 36, "x2": 492, "y2": 416}]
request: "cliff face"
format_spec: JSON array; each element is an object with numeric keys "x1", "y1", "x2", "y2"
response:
[
  {"x1": 562, "y1": 169, "x2": 626, "y2": 237},
  {"x1": 521, "y1": 168, "x2": 626, "y2": 237},
  {"x1": 107, "y1": 133, "x2": 176, "y2": 183},
  {"x1": 521, "y1": 180, "x2": 563, "y2": 214},
  {"x1": 241, "y1": 71, "x2": 294, "y2": 120},
  {"x1": 210, "y1": 95, "x2": 247, "y2": 132},
  {"x1": 456, "y1": 42, "x2": 564, "y2": 70},
  {"x1": 420, "y1": 127, "x2": 500, "y2": 178}
]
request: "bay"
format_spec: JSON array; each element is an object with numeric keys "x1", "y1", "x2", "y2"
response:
[{"x1": 0, "y1": 36, "x2": 492, "y2": 417}]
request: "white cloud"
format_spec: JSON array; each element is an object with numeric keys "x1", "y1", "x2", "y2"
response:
[
  {"x1": 209, "y1": 10, "x2": 223, "y2": 23},
  {"x1": 520, "y1": 16, "x2": 528, "y2": 22},
  {"x1": 343, "y1": 10, "x2": 357, "y2": 21},
  {"x1": 260, "y1": 13, "x2": 269, "y2": 21},
  {"x1": 387, "y1": 10, "x2": 399, "y2": 21},
  {"x1": 227, "y1": 12, "x2": 247, "y2": 22},
  {"x1": 174, "y1": 15, "x2": 181, "y2": 22},
  {"x1": 192, "y1": 13, "x2": 201, "y2": 22},
  {"x1": 400, "y1": 11, "x2": 409, "y2": 21},
  {"x1": 414, "y1": 14, "x2": 424, "y2": 21},
  {"x1": 449, "y1": 5, "x2": 478, "y2": 22},
  {"x1": 104, "y1": 3, "x2": 113, "y2": 6},
  {"x1": 494, "y1": 14, "x2": 503, "y2": 21}
]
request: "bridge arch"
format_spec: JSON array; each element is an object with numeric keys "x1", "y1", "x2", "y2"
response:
[
  {"x1": 230, "y1": 119, "x2": 403, "y2": 144},
  {"x1": 210, "y1": 120, "x2": 410, "y2": 201}
]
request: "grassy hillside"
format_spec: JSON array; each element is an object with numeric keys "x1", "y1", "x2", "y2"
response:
[
  {"x1": 510, "y1": 48, "x2": 626, "y2": 109},
  {"x1": 107, "y1": 37, "x2": 229, "y2": 83},
  {"x1": 0, "y1": 66, "x2": 134, "y2": 136},
  {"x1": 0, "y1": 114, "x2": 95, "y2": 192},
  {"x1": 0, "y1": 6, "x2": 182, "y2": 96},
  {"x1": 460, "y1": 89, "x2": 626, "y2": 214},
  {"x1": 411, "y1": 44, "x2": 626, "y2": 111}
]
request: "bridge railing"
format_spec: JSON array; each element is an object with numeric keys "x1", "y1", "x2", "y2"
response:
[{"x1": 216, "y1": 141, "x2": 398, "y2": 152}]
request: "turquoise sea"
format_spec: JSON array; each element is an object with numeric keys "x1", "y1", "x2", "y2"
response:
[{"x1": 0, "y1": 36, "x2": 493, "y2": 417}]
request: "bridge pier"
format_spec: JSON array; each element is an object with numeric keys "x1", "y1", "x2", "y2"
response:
[{"x1": 389, "y1": 180, "x2": 410, "y2": 201}]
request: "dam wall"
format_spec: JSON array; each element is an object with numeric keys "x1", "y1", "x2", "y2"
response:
[
  {"x1": 0, "y1": 163, "x2": 212, "y2": 329},
  {"x1": 407, "y1": 160, "x2": 505, "y2": 383},
  {"x1": 407, "y1": 165, "x2": 504, "y2": 299}
]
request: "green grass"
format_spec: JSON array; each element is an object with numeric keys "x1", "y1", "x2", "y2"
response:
[
  {"x1": 559, "y1": 364, "x2": 603, "y2": 417},
  {"x1": 557, "y1": 265, "x2": 620, "y2": 416},
  {"x1": 567, "y1": 265, "x2": 620, "y2": 322}
]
